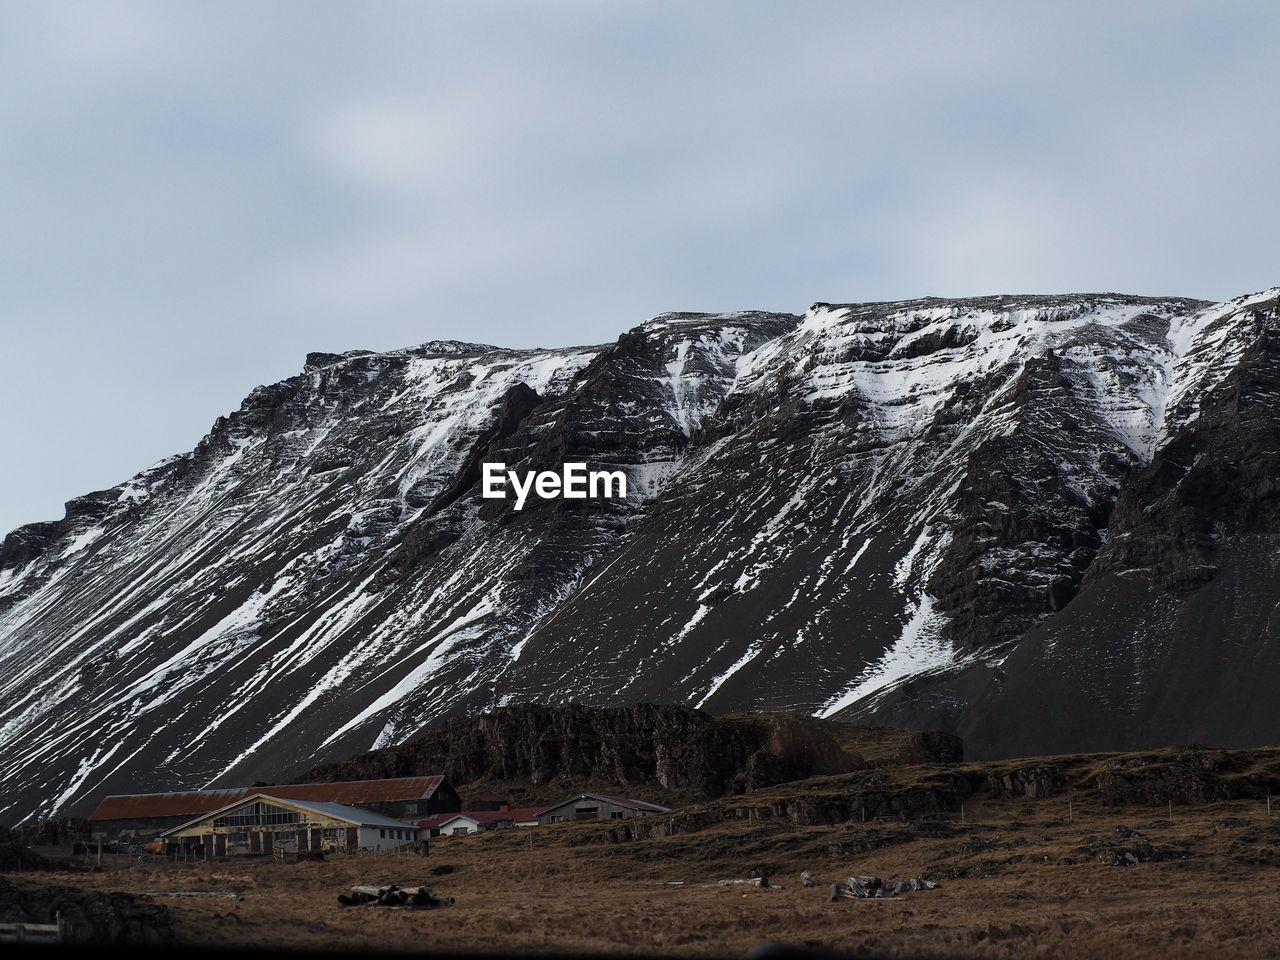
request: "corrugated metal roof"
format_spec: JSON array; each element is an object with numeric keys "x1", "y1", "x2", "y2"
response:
[
  {"x1": 258, "y1": 798, "x2": 422, "y2": 830},
  {"x1": 159, "y1": 794, "x2": 424, "y2": 837},
  {"x1": 598, "y1": 794, "x2": 670, "y2": 813},
  {"x1": 538, "y1": 793, "x2": 671, "y2": 816},
  {"x1": 89, "y1": 776, "x2": 447, "y2": 822}
]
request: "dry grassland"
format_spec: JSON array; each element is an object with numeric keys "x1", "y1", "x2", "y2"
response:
[{"x1": 10, "y1": 790, "x2": 1280, "y2": 958}]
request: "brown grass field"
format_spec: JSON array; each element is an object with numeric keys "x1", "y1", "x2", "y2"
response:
[{"x1": 9, "y1": 752, "x2": 1280, "y2": 957}]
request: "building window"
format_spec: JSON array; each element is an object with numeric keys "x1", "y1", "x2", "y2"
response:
[
  {"x1": 548, "y1": 815, "x2": 563, "y2": 823},
  {"x1": 404, "y1": 803, "x2": 418, "y2": 815},
  {"x1": 380, "y1": 829, "x2": 386, "y2": 839},
  {"x1": 213, "y1": 802, "x2": 300, "y2": 829},
  {"x1": 228, "y1": 832, "x2": 249, "y2": 842},
  {"x1": 274, "y1": 832, "x2": 296, "y2": 842},
  {"x1": 610, "y1": 811, "x2": 624, "y2": 819},
  {"x1": 451, "y1": 827, "x2": 468, "y2": 835}
]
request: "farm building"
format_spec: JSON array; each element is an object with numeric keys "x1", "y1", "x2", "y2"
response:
[
  {"x1": 159, "y1": 794, "x2": 422, "y2": 857},
  {"x1": 419, "y1": 805, "x2": 546, "y2": 836},
  {"x1": 537, "y1": 794, "x2": 669, "y2": 824},
  {"x1": 87, "y1": 776, "x2": 459, "y2": 842}
]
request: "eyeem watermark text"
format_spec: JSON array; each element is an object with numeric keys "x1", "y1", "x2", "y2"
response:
[{"x1": 482, "y1": 462, "x2": 627, "y2": 510}]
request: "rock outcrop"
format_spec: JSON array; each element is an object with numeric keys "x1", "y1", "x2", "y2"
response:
[
  {"x1": 295, "y1": 703, "x2": 961, "y2": 801},
  {"x1": 0, "y1": 878, "x2": 175, "y2": 944}
]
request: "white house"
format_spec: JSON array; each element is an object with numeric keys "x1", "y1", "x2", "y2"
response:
[{"x1": 419, "y1": 805, "x2": 547, "y2": 836}]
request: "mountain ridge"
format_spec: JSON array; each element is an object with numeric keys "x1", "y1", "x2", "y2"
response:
[{"x1": 2, "y1": 289, "x2": 1278, "y2": 824}]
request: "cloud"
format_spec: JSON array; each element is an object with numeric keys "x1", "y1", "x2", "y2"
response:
[
  {"x1": 307, "y1": 83, "x2": 552, "y2": 198},
  {"x1": 2, "y1": 2, "x2": 1280, "y2": 534}
]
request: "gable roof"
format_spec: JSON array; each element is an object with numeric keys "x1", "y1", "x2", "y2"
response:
[
  {"x1": 272, "y1": 799, "x2": 420, "y2": 830},
  {"x1": 159, "y1": 793, "x2": 421, "y2": 837},
  {"x1": 596, "y1": 794, "x2": 670, "y2": 813},
  {"x1": 419, "y1": 813, "x2": 482, "y2": 831},
  {"x1": 539, "y1": 793, "x2": 671, "y2": 816},
  {"x1": 89, "y1": 776, "x2": 448, "y2": 822}
]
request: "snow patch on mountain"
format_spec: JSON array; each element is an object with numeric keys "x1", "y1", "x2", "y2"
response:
[{"x1": 817, "y1": 595, "x2": 951, "y2": 717}]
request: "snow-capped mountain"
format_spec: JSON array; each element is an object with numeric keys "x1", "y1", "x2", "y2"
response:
[{"x1": 2, "y1": 289, "x2": 1278, "y2": 823}]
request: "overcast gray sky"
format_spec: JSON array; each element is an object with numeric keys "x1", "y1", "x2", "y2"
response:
[{"x1": 2, "y1": 1, "x2": 1278, "y2": 537}]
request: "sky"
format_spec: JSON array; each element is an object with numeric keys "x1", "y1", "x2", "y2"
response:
[{"x1": 2, "y1": 1, "x2": 1279, "y2": 537}]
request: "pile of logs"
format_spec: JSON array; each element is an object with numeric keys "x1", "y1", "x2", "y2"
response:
[
  {"x1": 337, "y1": 884, "x2": 453, "y2": 908},
  {"x1": 830, "y1": 876, "x2": 939, "y2": 900}
]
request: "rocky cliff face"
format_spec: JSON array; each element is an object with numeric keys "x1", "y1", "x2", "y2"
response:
[
  {"x1": 294, "y1": 703, "x2": 950, "y2": 801},
  {"x1": 2, "y1": 289, "x2": 1279, "y2": 823}
]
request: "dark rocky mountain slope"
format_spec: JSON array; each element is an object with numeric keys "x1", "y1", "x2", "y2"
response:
[{"x1": 2, "y1": 289, "x2": 1279, "y2": 823}]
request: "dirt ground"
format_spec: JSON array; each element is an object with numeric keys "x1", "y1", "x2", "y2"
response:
[{"x1": 9, "y1": 794, "x2": 1280, "y2": 958}]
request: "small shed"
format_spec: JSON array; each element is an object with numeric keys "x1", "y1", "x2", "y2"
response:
[
  {"x1": 160, "y1": 793, "x2": 422, "y2": 857},
  {"x1": 419, "y1": 805, "x2": 546, "y2": 837},
  {"x1": 537, "y1": 794, "x2": 670, "y2": 825},
  {"x1": 426, "y1": 814, "x2": 486, "y2": 836}
]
